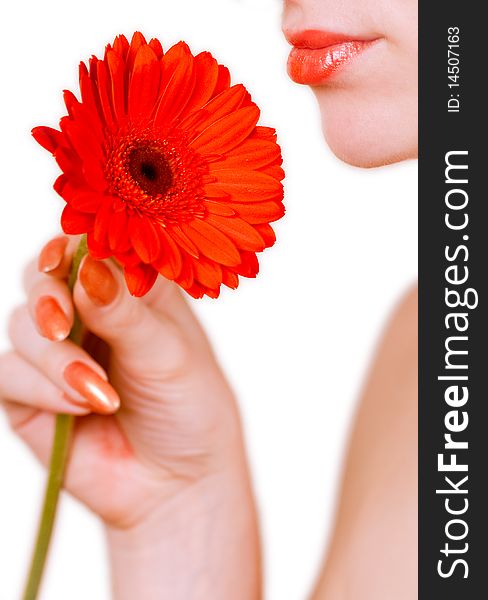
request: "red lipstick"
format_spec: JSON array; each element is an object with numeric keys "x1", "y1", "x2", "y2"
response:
[{"x1": 285, "y1": 29, "x2": 378, "y2": 85}]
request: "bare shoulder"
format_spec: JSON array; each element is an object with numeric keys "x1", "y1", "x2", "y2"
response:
[
  {"x1": 312, "y1": 285, "x2": 418, "y2": 600},
  {"x1": 368, "y1": 283, "x2": 418, "y2": 408},
  {"x1": 354, "y1": 283, "x2": 418, "y2": 436},
  {"x1": 375, "y1": 283, "x2": 418, "y2": 377}
]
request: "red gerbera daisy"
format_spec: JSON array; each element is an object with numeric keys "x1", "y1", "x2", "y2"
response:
[{"x1": 33, "y1": 32, "x2": 285, "y2": 298}]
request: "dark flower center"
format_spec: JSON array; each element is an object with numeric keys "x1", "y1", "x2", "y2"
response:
[
  {"x1": 128, "y1": 147, "x2": 173, "y2": 196},
  {"x1": 105, "y1": 128, "x2": 207, "y2": 224}
]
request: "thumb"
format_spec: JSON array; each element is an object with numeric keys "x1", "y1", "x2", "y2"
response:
[{"x1": 74, "y1": 256, "x2": 187, "y2": 372}]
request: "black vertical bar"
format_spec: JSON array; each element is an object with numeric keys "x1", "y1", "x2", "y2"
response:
[{"x1": 419, "y1": 2, "x2": 487, "y2": 598}]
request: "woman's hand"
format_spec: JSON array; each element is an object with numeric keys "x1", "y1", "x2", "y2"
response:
[{"x1": 0, "y1": 235, "x2": 261, "y2": 600}]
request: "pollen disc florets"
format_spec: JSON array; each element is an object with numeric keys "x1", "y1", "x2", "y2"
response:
[{"x1": 105, "y1": 127, "x2": 207, "y2": 224}]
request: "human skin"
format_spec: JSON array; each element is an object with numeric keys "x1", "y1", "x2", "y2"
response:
[
  {"x1": 282, "y1": 0, "x2": 418, "y2": 167},
  {"x1": 0, "y1": 236, "x2": 261, "y2": 600},
  {"x1": 282, "y1": 0, "x2": 418, "y2": 598},
  {"x1": 311, "y1": 288, "x2": 418, "y2": 600}
]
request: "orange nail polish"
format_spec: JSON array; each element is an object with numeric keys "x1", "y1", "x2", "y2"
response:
[
  {"x1": 35, "y1": 296, "x2": 70, "y2": 341},
  {"x1": 63, "y1": 361, "x2": 120, "y2": 414},
  {"x1": 38, "y1": 236, "x2": 68, "y2": 273},
  {"x1": 79, "y1": 255, "x2": 118, "y2": 306}
]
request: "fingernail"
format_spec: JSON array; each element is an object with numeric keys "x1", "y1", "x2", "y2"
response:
[
  {"x1": 79, "y1": 255, "x2": 118, "y2": 306},
  {"x1": 38, "y1": 236, "x2": 68, "y2": 273},
  {"x1": 35, "y1": 296, "x2": 70, "y2": 341},
  {"x1": 63, "y1": 361, "x2": 120, "y2": 414}
]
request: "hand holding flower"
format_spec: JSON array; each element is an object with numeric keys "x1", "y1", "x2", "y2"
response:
[{"x1": 1, "y1": 235, "x2": 261, "y2": 599}]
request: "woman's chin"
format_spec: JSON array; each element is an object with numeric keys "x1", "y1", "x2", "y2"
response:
[
  {"x1": 322, "y1": 118, "x2": 418, "y2": 168},
  {"x1": 315, "y1": 91, "x2": 418, "y2": 168}
]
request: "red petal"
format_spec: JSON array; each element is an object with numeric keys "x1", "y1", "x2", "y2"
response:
[
  {"x1": 54, "y1": 174, "x2": 85, "y2": 201},
  {"x1": 96, "y1": 60, "x2": 115, "y2": 130},
  {"x1": 149, "y1": 38, "x2": 164, "y2": 59},
  {"x1": 113, "y1": 34, "x2": 129, "y2": 59},
  {"x1": 213, "y1": 65, "x2": 231, "y2": 96},
  {"x1": 159, "y1": 41, "x2": 185, "y2": 80},
  {"x1": 229, "y1": 200, "x2": 285, "y2": 224},
  {"x1": 190, "y1": 105, "x2": 259, "y2": 155},
  {"x1": 93, "y1": 198, "x2": 114, "y2": 245},
  {"x1": 205, "y1": 214, "x2": 265, "y2": 252},
  {"x1": 155, "y1": 227, "x2": 182, "y2": 280},
  {"x1": 205, "y1": 286, "x2": 221, "y2": 299},
  {"x1": 204, "y1": 201, "x2": 235, "y2": 216},
  {"x1": 89, "y1": 55, "x2": 98, "y2": 81},
  {"x1": 54, "y1": 174, "x2": 68, "y2": 197},
  {"x1": 166, "y1": 224, "x2": 199, "y2": 258},
  {"x1": 210, "y1": 139, "x2": 282, "y2": 171},
  {"x1": 184, "y1": 282, "x2": 206, "y2": 299},
  {"x1": 128, "y1": 214, "x2": 162, "y2": 263},
  {"x1": 127, "y1": 32, "x2": 147, "y2": 73},
  {"x1": 182, "y1": 84, "x2": 248, "y2": 135},
  {"x1": 251, "y1": 126, "x2": 277, "y2": 142},
  {"x1": 261, "y1": 165, "x2": 285, "y2": 181},
  {"x1": 70, "y1": 191, "x2": 105, "y2": 213},
  {"x1": 54, "y1": 146, "x2": 80, "y2": 176},
  {"x1": 79, "y1": 67, "x2": 105, "y2": 128},
  {"x1": 181, "y1": 219, "x2": 241, "y2": 267},
  {"x1": 67, "y1": 91, "x2": 104, "y2": 139},
  {"x1": 239, "y1": 90, "x2": 254, "y2": 108},
  {"x1": 87, "y1": 231, "x2": 112, "y2": 259},
  {"x1": 233, "y1": 251, "x2": 259, "y2": 278},
  {"x1": 175, "y1": 254, "x2": 195, "y2": 289},
  {"x1": 128, "y1": 44, "x2": 160, "y2": 121},
  {"x1": 32, "y1": 126, "x2": 63, "y2": 153},
  {"x1": 106, "y1": 49, "x2": 126, "y2": 121},
  {"x1": 82, "y1": 158, "x2": 108, "y2": 192},
  {"x1": 63, "y1": 90, "x2": 79, "y2": 118},
  {"x1": 62, "y1": 118, "x2": 104, "y2": 164},
  {"x1": 204, "y1": 185, "x2": 231, "y2": 200},
  {"x1": 61, "y1": 204, "x2": 95, "y2": 234},
  {"x1": 108, "y1": 208, "x2": 131, "y2": 252},
  {"x1": 78, "y1": 60, "x2": 88, "y2": 84},
  {"x1": 154, "y1": 42, "x2": 195, "y2": 127},
  {"x1": 207, "y1": 169, "x2": 283, "y2": 203},
  {"x1": 124, "y1": 262, "x2": 158, "y2": 297},
  {"x1": 193, "y1": 256, "x2": 223, "y2": 289},
  {"x1": 113, "y1": 247, "x2": 140, "y2": 267},
  {"x1": 254, "y1": 223, "x2": 276, "y2": 247},
  {"x1": 182, "y1": 51, "x2": 219, "y2": 115},
  {"x1": 222, "y1": 269, "x2": 239, "y2": 289}
]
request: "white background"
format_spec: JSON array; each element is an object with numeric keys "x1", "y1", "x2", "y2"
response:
[{"x1": 0, "y1": 1, "x2": 417, "y2": 598}]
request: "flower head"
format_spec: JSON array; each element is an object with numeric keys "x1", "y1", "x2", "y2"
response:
[{"x1": 33, "y1": 32, "x2": 285, "y2": 298}]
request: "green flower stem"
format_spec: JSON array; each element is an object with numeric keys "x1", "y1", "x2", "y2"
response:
[{"x1": 23, "y1": 235, "x2": 88, "y2": 600}]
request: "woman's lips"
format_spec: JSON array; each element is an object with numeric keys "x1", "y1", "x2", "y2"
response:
[{"x1": 285, "y1": 29, "x2": 378, "y2": 85}]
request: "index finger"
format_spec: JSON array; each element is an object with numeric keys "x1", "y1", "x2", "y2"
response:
[
  {"x1": 38, "y1": 234, "x2": 80, "y2": 279},
  {"x1": 23, "y1": 234, "x2": 78, "y2": 294}
]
